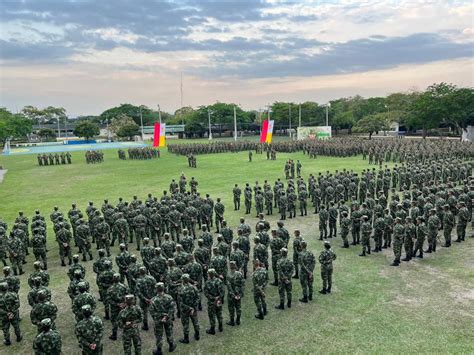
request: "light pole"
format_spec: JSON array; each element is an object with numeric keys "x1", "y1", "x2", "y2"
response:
[
  {"x1": 288, "y1": 103, "x2": 292, "y2": 138},
  {"x1": 56, "y1": 118, "x2": 61, "y2": 139},
  {"x1": 65, "y1": 116, "x2": 68, "y2": 144},
  {"x1": 298, "y1": 103, "x2": 301, "y2": 128},
  {"x1": 139, "y1": 105, "x2": 144, "y2": 141},
  {"x1": 325, "y1": 102, "x2": 331, "y2": 127},
  {"x1": 233, "y1": 105, "x2": 237, "y2": 141},
  {"x1": 208, "y1": 109, "x2": 213, "y2": 140},
  {"x1": 157, "y1": 104, "x2": 162, "y2": 124}
]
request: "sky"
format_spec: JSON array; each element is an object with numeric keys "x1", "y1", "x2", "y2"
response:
[{"x1": 0, "y1": 0, "x2": 473, "y2": 116}]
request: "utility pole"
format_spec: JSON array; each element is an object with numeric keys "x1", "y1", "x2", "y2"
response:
[
  {"x1": 326, "y1": 103, "x2": 330, "y2": 127},
  {"x1": 139, "y1": 106, "x2": 144, "y2": 141},
  {"x1": 157, "y1": 104, "x2": 162, "y2": 124},
  {"x1": 233, "y1": 105, "x2": 237, "y2": 141},
  {"x1": 289, "y1": 103, "x2": 292, "y2": 138},
  {"x1": 57, "y1": 118, "x2": 61, "y2": 139},
  {"x1": 208, "y1": 109, "x2": 212, "y2": 140},
  {"x1": 298, "y1": 104, "x2": 301, "y2": 127}
]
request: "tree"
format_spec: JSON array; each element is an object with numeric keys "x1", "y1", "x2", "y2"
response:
[
  {"x1": 0, "y1": 108, "x2": 32, "y2": 144},
  {"x1": 37, "y1": 128, "x2": 57, "y2": 142},
  {"x1": 116, "y1": 123, "x2": 140, "y2": 140},
  {"x1": 443, "y1": 87, "x2": 474, "y2": 138},
  {"x1": 353, "y1": 113, "x2": 390, "y2": 139},
  {"x1": 185, "y1": 122, "x2": 205, "y2": 138},
  {"x1": 73, "y1": 121, "x2": 99, "y2": 140},
  {"x1": 100, "y1": 104, "x2": 172, "y2": 126}
]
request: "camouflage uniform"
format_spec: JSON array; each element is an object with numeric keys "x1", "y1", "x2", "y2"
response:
[
  {"x1": 204, "y1": 270, "x2": 225, "y2": 333},
  {"x1": 226, "y1": 263, "x2": 244, "y2": 325},
  {"x1": 33, "y1": 318, "x2": 61, "y2": 355},
  {"x1": 117, "y1": 296, "x2": 143, "y2": 355},
  {"x1": 0, "y1": 282, "x2": 22, "y2": 345},
  {"x1": 150, "y1": 285, "x2": 176, "y2": 352},
  {"x1": 252, "y1": 263, "x2": 268, "y2": 319},
  {"x1": 75, "y1": 305, "x2": 104, "y2": 355},
  {"x1": 299, "y1": 244, "x2": 315, "y2": 302},
  {"x1": 178, "y1": 275, "x2": 200, "y2": 342},
  {"x1": 276, "y1": 251, "x2": 294, "y2": 308},
  {"x1": 318, "y1": 243, "x2": 336, "y2": 293}
]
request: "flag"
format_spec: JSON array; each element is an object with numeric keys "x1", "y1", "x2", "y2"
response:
[
  {"x1": 260, "y1": 119, "x2": 274, "y2": 143},
  {"x1": 153, "y1": 123, "x2": 166, "y2": 147}
]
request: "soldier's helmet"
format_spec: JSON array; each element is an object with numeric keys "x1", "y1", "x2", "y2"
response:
[
  {"x1": 125, "y1": 294, "x2": 135, "y2": 303},
  {"x1": 113, "y1": 273, "x2": 121, "y2": 281},
  {"x1": 181, "y1": 273, "x2": 190, "y2": 281},
  {"x1": 40, "y1": 318, "x2": 52, "y2": 330},
  {"x1": 156, "y1": 282, "x2": 165, "y2": 291},
  {"x1": 78, "y1": 282, "x2": 88, "y2": 292}
]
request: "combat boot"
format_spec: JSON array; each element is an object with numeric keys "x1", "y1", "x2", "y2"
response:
[
  {"x1": 342, "y1": 242, "x2": 349, "y2": 248},
  {"x1": 206, "y1": 327, "x2": 216, "y2": 335},
  {"x1": 89, "y1": 253, "x2": 93, "y2": 260},
  {"x1": 194, "y1": 331, "x2": 200, "y2": 340},
  {"x1": 142, "y1": 322, "x2": 149, "y2": 331},
  {"x1": 61, "y1": 259, "x2": 66, "y2": 266},
  {"x1": 153, "y1": 347, "x2": 163, "y2": 355},
  {"x1": 271, "y1": 280, "x2": 278, "y2": 286},
  {"x1": 425, "y1": 247, "x2": 432, "y2": 253},
  {"x1": 82, "y1": 255, "x2": 87, "y2": 262},
  {"x1": 19, "y1": 267, "x2": 24, "y2": 275},
  {"x1": 218, "y1": 322, "x2": 223, "y2": 332},
  {"x1": 179, "y1": 334, "x2": 189, "y2": 344},
  {"x1": 327, "y1": 287, "x2": 331, "y2": 294},
  {"x1": 358, "y1": 250, "x2": 366, "y2": 257},
  {"x1": 263, "y1": 305, "x2": 267, "y2": 315},
  {"x1": 168, "y1": 341, "x2": 176, "y2": 352},
  {"x1": 287, "y1": 299, "x2": 291, "y2": 308},
  {"x1": 236, "y1": 315, "x2": 241, "y2": 325},
  {"x1": 109, "y1": 330, "x2": 117, "y2": 340},
  {"x1": 3, "y1": 338, "x2": 11, "y2": 346},
  {"x1": 275, "y1": 301, "x2": 284, "y2": 310},
  {"x1": 299, "y1": 296, "x2": 308, "y2": 303},
  {"x1": 319, "y1": 288, "x2": 327, "y2": 294},
  {"x1": 367, "y1": 248, "x2": 371, "y2": 255},
  {"x1": 308, "y1": 293, "x2": 313, "y2": 301},
  {"x1": 254, "y1": 312, "x2": 264, "y2": 320},
  {"x1": 390, "y1": 259, "x2": 400, "y2": 267},
  {"x1": 417, "y1": 250, "x2": 423, "y2": 259},
  {"x1": 292, "y1": 271, "x2": 299, "y2": 279},
  {"x1": 226, "y1": 317, "x2": 235, "y2": 326},
  {"x1": 104, "y1": 310, "x2": 110, "y2": 320}
]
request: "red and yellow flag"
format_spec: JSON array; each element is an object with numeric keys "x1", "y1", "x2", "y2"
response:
[
  {"x1": 153, "y1": 123, "x2": 166, "y2": 147},
  {"x1": 260, "y1": 120, "x2": 274, "y2": 143}
]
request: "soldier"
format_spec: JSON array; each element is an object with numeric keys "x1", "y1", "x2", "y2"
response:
[
  {"x1": 0, "y1": 227, "x2": 8, "y2": 267},
  {"x1": 359, "y1": 215, "x2": 372, "y2": 257},
  {"x1": 178, "y1": 274, "x2": 200, "y2": 344},
  {"x1": 210, "y1": 247, "x2": 227, "y2": 281},
  {"x1": 31, "y1": 228, "x2": 48, "y2": 269},
  {"x1": 57, "y1": 223, "x2": 73, "y2": 266},
  {"x1": 383, "y1": 208, "x2": 393, "y2": 248},
  {"x1": 327, "y1": 201, "x2": 338, "y2": 238},
  {"x1": 292, "y1": 230, "x2": 303, "y2": 278},
  {"x1": 252, "y1": 259, "x2": 268, "y2": 320},
  {"x1": 276, "y1": 221, "x2": 290, "y2": 248},
  {"x1": 148, "y1": 248, "x2": 168, "y2": 284},
  {"x1": 413, "y1": 217, "x2": 427, "y2": 258},
  {"x1": 161, "y1": 233, "x2": 176, "y2": 260},
  {"x1": 76, "y1": 219, "x2": 93, "y2": 261},
  {"x1": 28, "y1": 260, "x2": 49, "y2": 287},
  {"x1": 68, "y1": 269, "x2": 89, "y2": 302},
  {"x1": 270, "y1": 230, "x2": 285, "y2": 286},
  {"x1": 391, "y1": 218, "x2": 405, "y2": 266},
  {"x1": 442, "y1": 205, "x2": 454, "y2": 247},
  {"x1": 275, "y1": 248, "x2": 294, "y2": 310},
  {"x1": 117, "y1": 295, "x2": 143, "y2": 355},
  {"x1": 403, "y1": 217, "x2": 416, "y2": 261},
  {"x1": 68, "y1": 255, "x2": 86, "y2": 280},
  {"x1": 319, "y1": 205, "x2": 328, "y2": 240},
  {"x1": 116, "y1": 244, "x2": 131, "y2": 284},
  {"x1": 97, "y1": 260, "x2": 114, "y2": 319},
  {"x1": 7, "y1": 231, "x2": 24, "y2": 275},
  {"x1": 214, "y1": 198, "x2": 225, "y2": 233},
  {"x1": 72, "y1": 282, "x2": 97, "y2": 322},
  {"x1": 166, "y1": 259, "x2": 183, "y2": 318},
  {"x1": 456, "y1": 201, "x2": 469, "y2": 242},
  {"x1": 226, "y1": 261, "x2": 244, "y2": 326},
  {"x1": 32, "y1": 318, "x2": 61, "y2": 354},
  {"x1": 351, "y1": 204, "x2": 362, "y2": 245},
  {"x1": 426, "y1": 209, "x2": 440, "y2": 253},
  {"x1": 108, "y1": 273, "x2": 129, "y2": 341},
  {"x1": 372, "y1": 213, "x2": 385, "y2": 252},
  {"x1": 135, "y1": 267, "x2": 156, "y2": 331},
  {"x1": 30, "y1": 290, "x2": 58, "y2": 333},
  {"x1": 340, "y1": 211, "x2": 351, "y2": 248},
  {"x1": 229, "y1": 241, "x2": 245, "y2": 275},
  {"x1": 95, "y1": 217, "x2": 111, "y2": 257},
  {"x1": 133, "y1": 212, "x2": 147, "y2": 251},
  {"x1": 140, "y1": 238, "x2": 154, "y2": 269},
  {"x1": 204, "y1": 268, "x2": 225, "y2": 334},
  {"x1": 150, "y1": 282, "x2": 176, "y2": 355},
  {"x1": 319, "y1": 241, "x2": 336, "y2": 294},
  {"x1": 0, "y1": 282, "x2": 22, "y2": 346},
  {"x1": 298, "y1": 187, "x2": 308, "y2": 216},
  {"x1": 279, "y1": 191, "x2": 287, "y2": 220},
  {"x1": 299, "y1": 240, "x2": 315, "y2": 302},
  {"x1": 28, "y1": 277, "x2": 51, "y2": 308},
  {"x1": 236, "y1": 229, "x2": 250, "y2": 278},
  {"x1": 75, "y1": 305, "x2": 104, "y2": 355},
  {"x1": 253, "y1": 236, "x2": 268, "y2": 271},
  {"x1": 1, "y1": 266, "x2": 20, "y2": 294},
  {"x1": 244, "y1": 186, "x2": 252, "y2": 215},
  {"x1": 220, "y1": 221, "x2": 233, "y2": 253}
]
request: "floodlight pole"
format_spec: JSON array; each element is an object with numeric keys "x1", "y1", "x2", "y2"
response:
[{"x1": 233, "y1": 105, "x2": 237, "y2": 141}]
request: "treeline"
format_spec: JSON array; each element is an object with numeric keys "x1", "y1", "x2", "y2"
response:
[{"x1": 1, "y1": 82, "x2": 472, "y2": 144}]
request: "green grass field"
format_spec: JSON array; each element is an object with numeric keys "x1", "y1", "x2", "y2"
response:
[{"x1": 0, "y1": 147, "x2": 473, "y2": 354}]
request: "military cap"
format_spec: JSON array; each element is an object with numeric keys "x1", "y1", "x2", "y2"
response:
[
  {"x1": 181, "y1": 273, "x2": 190, "y2": 281},
  {"x1": 0, "y1": 282, "x2": 8, "y2": 291},
  {"x1": 40, "y1": 318, "x2": 52, "y2": 327}
]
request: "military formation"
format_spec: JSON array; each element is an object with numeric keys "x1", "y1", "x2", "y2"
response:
[
  {"x1": 119, "y1": 147, "x2": 161, "y2": 160},
  {"x1": 2, "y1": 138, "x2": 474, "y2": 353},
  {"x1": 37, "y1": 152, "x2": 72, "y2": 166},
  {"x1": 0, "y1": 173, "x2": 340, "y2": 354},
  {"x1": 85, "y1": 150, "x2": 104, "y2": 164}
]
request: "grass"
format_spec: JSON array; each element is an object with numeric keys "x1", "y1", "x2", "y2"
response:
[{"x1": 0, "y1": 147, "x2": 473, "y2": 354}]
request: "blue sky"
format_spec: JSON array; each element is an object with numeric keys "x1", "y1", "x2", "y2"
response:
[{"x1": 0, "y1": 0, "x2": 473, "y2": 115}]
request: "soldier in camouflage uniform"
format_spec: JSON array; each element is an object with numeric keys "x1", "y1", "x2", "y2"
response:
[
  {"x1": 204, "y1": 268, "x2": 225, "y2": 334},
  {"x1": 166, "y1": 258, "x2": 183, "y2": 318},
  {"x1": 214, "y1": 198, "x2": 225, "y2": 233},
  {"x1": 426, "y1": 209, "x2": 440, "y2": 253},
  {"x1": 108, "y1": 273, "x2": 129, "y2": 340},
  {"x1": 442, "y1": 205, "x2": 454, "y2": 247},
  {"x1": 116, "y1": 244, "x2": 131, "y2": 284},
  {"x1": 351, "y1": 204, "x2": 362, "y2": 245},
  {"x1": 135, "y1": 267, "x2": 156, "y2": 331},
  {"x1": 229, "y1": 241, "x2": 245, "y2": 275},
  {"x1": 76, "y1": 219, "x2": 93, "y2": 261},
  {"x1": 233, "y1": 184, "x2": 241, "y2": 210},
  {"x1": 391, "y1": 218, "x2": 405, "y2": 266},
  {"x1": 226, "y1": 261, "x2": 244, "y2": 326},
  {"x1": 340, "y1": 211, "x2": 351, "y2": 248},
  {"x1": 270, "y1": 230, "x2": 285, "y2": 286},
  {"x1": 31, "y1": 229, "x2": 47, "y2": 269},
  {"x1": 30, "y1": 290, "x2": 58, "y2": 333},
  {"x1": 359, "y1": 215, "x2": 372, "y2": 256},
  {"x1": 252, "y1": 259, "x2": 268, "y2": 320},
  {"x1": 178, "y1": 274, "x2": 200, "y2": 344},
  {"x1": 253, "y1": 236, "x2": 268, "y2": 271},
  {"x1": 118, "y1": 294, "x2": 144, "y2": 355},
  {"x1": 456, "y1": 201, "x2": 469, "y2": 242},
  {"x1": 72, "y1": 281, "x2": 96, "y2": 322},
  {"x1": 67, "y1": 254, "x2": 86, "y2": 280},
  {"x1": 402, "y1": 217, "x2": 416, "y2": 261},
  {"x1": 56, "y1": 222, "x2": 73, "y2": 266},
  {"x1": 140, "y1": 238, "x2": 154, "y2": 269},
  {"x1": 148, "y1": 248, "x2": 168, "y2": 284},
  {"x1": 28, "y1": 277, "x2": 51, "y2": 308},
  {"x1": 7, "y1": 231, "x2": 24, "y2": 275},
  {"x1": 319, "y1": 205, "x2": 328, "y2": 240},
  {"x1": 28, "y1": 261, "x2": 49, "y2": 287},
  {"x1": 275, "y1": 248, "x2": 294, "y2": 310},
  {"x1": 299, "y1": 240, "x2": 315, "y2": 302},
  {"x1": 97, "y1": 260, "x2": 114, "y2": 319},
  {"x1": 210, "y1": 247, "x2": 227, "y2": 281},
  {"x1": 113, "y1": 213, "x2": 130, "y2": 249},
  {"x1": 328, "y1": 202, "x2": 338, "y2": 238},
  {"x1": 413, "y1": 216, "x2": 427, "y2": 258},
  {"x1": 150, "y1": 282, "x2": 176, "y2": 355},
  {"x1": 319, "y1": 241, "x2": 336, "y2": 294},
  {"x1": 372, "y1": 213, "x2": 385, "y2": 252},
  {"x1": 292, "y1": 230, "x2": 303, "y2": 278},
  {"x1": 0, "y1": 282, "x2": 22, "y2": 345},
  {"x1": 75, "y1": 304, "x2": 104, "y2": 355},
  {"x1": 32, "y1": 318, "x2": 61, "y2": 355},
  {"x1": 95, "y1": 217, "x2": 111, "y2": 257}
]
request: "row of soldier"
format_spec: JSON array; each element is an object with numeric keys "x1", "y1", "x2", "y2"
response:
[
  {"x1": 37, "y1": 152, "x2": 72, "y2": 166},
  {"x1": 1, "y1": 209, "x2": 338, "y2": 355},
  {"x1": 85, "y1": 150, "x2": 104, "y2": 164}
]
